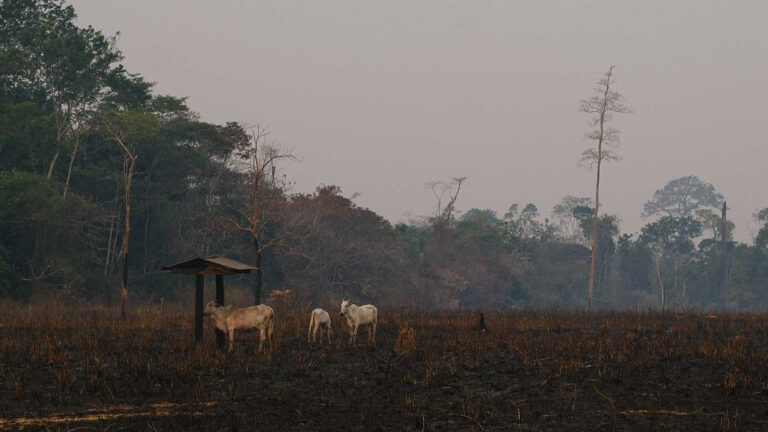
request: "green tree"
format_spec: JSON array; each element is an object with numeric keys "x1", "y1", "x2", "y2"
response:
[
  {"x1": 643, "y1": 175, "x2": 724, "y2": 218},
  {"x1": 0, "y1": 0, "x2": 125, "y2": 191},
  {"x1": 502, "y1": 203, "x2": 555, "y2": 246},
  {"x1": 756, "y1": 208, "x2": 768, "y2": 251},
  {"x1": 551, "y1": 195, "x2": 594, "y2": 244},
  {"x1": 0, "y1": 171, "x2": 106, "y2": 298},
  {"x1": 639, "y1": 216, "x2": 702, "y2": 309},
  {"x1": 727, "y1": 259, "x2": 750, "y2": 312},
  {"x1": 695, "y1": 208, "x2": 734, "y2": 241},
  {"x1": 0, "y1": 101, "x2": 56, "y2": 173},
  {"x1": 396, "y1": 222, "x2": 428, "y2": 265},
  {"x1": 455, "y1": 209, "x2": 526, "y2": 308},
  {"x1": 276, "y1": 185, "x2": 404, "y2": 305},
  {"x1": 616, "y1": 234, "x2": 654, "y2": 301}
]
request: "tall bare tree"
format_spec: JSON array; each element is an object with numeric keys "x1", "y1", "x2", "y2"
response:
[
  {"x1": 96, "y1": 109, "x2": 157, "y2": 318},
  {"x1": 228, "y1": 126, "x2": 296, "y2": 305},
  {"x1": 579, "y1": 66, "x2": 630, "y2": 310},
  {"x1": 426, "y1": 177, "x2": 466, "y2": 234}
]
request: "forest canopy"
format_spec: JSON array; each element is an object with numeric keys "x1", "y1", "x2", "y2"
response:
[{"x1": 1, "y1": 0, "x2": 766, "y2": 310}]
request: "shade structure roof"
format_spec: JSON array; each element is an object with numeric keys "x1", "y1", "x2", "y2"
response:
[{"x1": 161, "y1": 255, "x2": 257, "y2": 275}]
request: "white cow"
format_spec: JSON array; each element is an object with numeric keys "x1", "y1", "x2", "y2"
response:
[
  {"x1": 307, "y1": 308, "x2": 333, "y2": 344},
  {"x1": 338, "y1": 300, "x2": 377, "y2": 345},
  {"x1": 203, "y1": 301, "x2": 274, "y2": 352}
]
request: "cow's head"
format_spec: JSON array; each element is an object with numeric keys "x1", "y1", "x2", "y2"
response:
[
  {"x1": 339, "y1": 299, "x2": 351, "y2": 316},
  {"x1": 203, "y1": 300, "x2": 221, "y2": 316}
]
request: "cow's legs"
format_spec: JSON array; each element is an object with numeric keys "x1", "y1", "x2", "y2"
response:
[
  {"x1": 258, "y1": 327, "x2": 266, "y2": 352},
  {"x1": 228, "y1": 328, "x2": 235, "y2": 352},
  {"x1": 326, "y1": 326, "x2": 332, "y2": 345},
  {"x1": 371, "y1": 321, "x2": 377, "y2": 345}
]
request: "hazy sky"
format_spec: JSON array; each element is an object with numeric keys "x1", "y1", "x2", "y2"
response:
[{"x1": 69, "y1": 0, "x2": 768, "y2": 241}]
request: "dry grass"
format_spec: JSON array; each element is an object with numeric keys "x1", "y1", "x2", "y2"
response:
[{"x1": 1, "y1": 298, "x2": 768, "y2": 430}]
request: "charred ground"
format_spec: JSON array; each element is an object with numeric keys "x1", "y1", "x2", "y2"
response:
[{"x1": 1, "y1": 302, "x2": 767, "y2": 431}]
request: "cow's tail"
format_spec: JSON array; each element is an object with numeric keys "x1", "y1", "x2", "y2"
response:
[
  {"x1": 307, "y1": 312, "x2": 315, "y2": 342},
  {"x1": 267, "y1": 310, "x2": 275, "y2": 346},
  {"x1": 371, "y1": 307, "x2": 378, "y2": 346}
]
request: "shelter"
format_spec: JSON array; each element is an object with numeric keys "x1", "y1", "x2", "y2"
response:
[{"x1": 162, "y1": 256, "x2": 257, "y2": 346}]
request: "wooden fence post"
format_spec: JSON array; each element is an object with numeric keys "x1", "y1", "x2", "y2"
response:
[
  {"x1": 215, "y1": 274, "x2": 225, "y2": 349},
  {"x1": 195, "y1": 274, "x2": 204, "y2": 342}
]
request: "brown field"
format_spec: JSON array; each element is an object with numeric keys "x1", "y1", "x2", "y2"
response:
[{"x1": 1, "y1": 299, "x2": 767, "y2": 431}]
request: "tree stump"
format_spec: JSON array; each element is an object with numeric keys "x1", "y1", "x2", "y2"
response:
[{"x1": 479, "y1": 312, "x2": 488, "y2": 333}]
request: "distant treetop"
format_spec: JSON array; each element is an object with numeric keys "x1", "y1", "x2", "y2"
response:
[{"x1": 643, "y1": 175, "x2": 724, "y2": 219}]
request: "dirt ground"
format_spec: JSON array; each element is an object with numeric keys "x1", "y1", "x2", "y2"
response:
[{"x1": 1, "y1": 306, "x2": 767, "y2": 431}]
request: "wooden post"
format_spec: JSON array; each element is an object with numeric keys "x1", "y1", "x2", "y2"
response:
[
  {"x1": 215, "y1": 274, "x2": 225, "y2": 349},
  {"x1": 195, "y1": 274, "x2": 204, "y2": 342},
  {"x1": 254, "y1": 236, "x2": 262, "y2": 305},
  {"x1": 721, "y1": 202, "x2": 728, "y2": 310}
]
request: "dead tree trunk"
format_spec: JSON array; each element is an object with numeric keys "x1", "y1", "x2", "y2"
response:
[
  {"x1": 655, "y1": 256, "x2": 665, "y2": 311},
  {"x1": 587, "y1": 101, "x2": 605, "y2": 312},
  {"x1": 62, "y1": 133, "x2": 81, "y2": 199},
  {"x1": 121, "y1": 153, "x2": 137, "y2": 319},
  {"x1": 46, "y1": 107, "x2": 69, "y2": 181},
  {"x1": 579, "y1": 66, "x2": 630, "y2": 311},
  {"x1": 721, "y1": 202, "x2": 728, "y2": 309},
  {"x1": 254, "y1": 234, "x2": 263, "y2": 305},
  {"x1": 46, "y1": 150, "x2": 60, "y2": 181}
]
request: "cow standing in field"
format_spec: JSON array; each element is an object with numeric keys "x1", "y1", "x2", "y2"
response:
[
  {"x1": 338, "y1": 300, "x2": 377, "y2": 345},
  {"x1": 203, "y1": 301, "x2": 274, "y2": 352},
  {"x1": 307, "y1": 308, "x2": 333, "y2": 344}
]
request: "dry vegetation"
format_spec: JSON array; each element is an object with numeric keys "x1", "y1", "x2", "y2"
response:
[{"x1": 1, "y1": 296, "x2": 768, "y2": 431}]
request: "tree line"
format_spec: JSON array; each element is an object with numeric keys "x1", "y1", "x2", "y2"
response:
[{"x1": 1, "y1": 0, "x2": 766, "y2": 311}]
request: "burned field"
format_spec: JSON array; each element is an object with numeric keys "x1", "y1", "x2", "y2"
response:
[{"x1": 1, "y1": 303, "x2": 767, "y2": 431}]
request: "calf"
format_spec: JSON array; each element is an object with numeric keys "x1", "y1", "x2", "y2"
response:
[
  {"x1": 203, "y1": 301, "x2": 274, "y2": 352},
  {"x1": 338, "y1": 300, "x2": 377, "y2": 345},
  {"x1": 307, "y1": 308, "x2": 333, "y2": 344}
]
